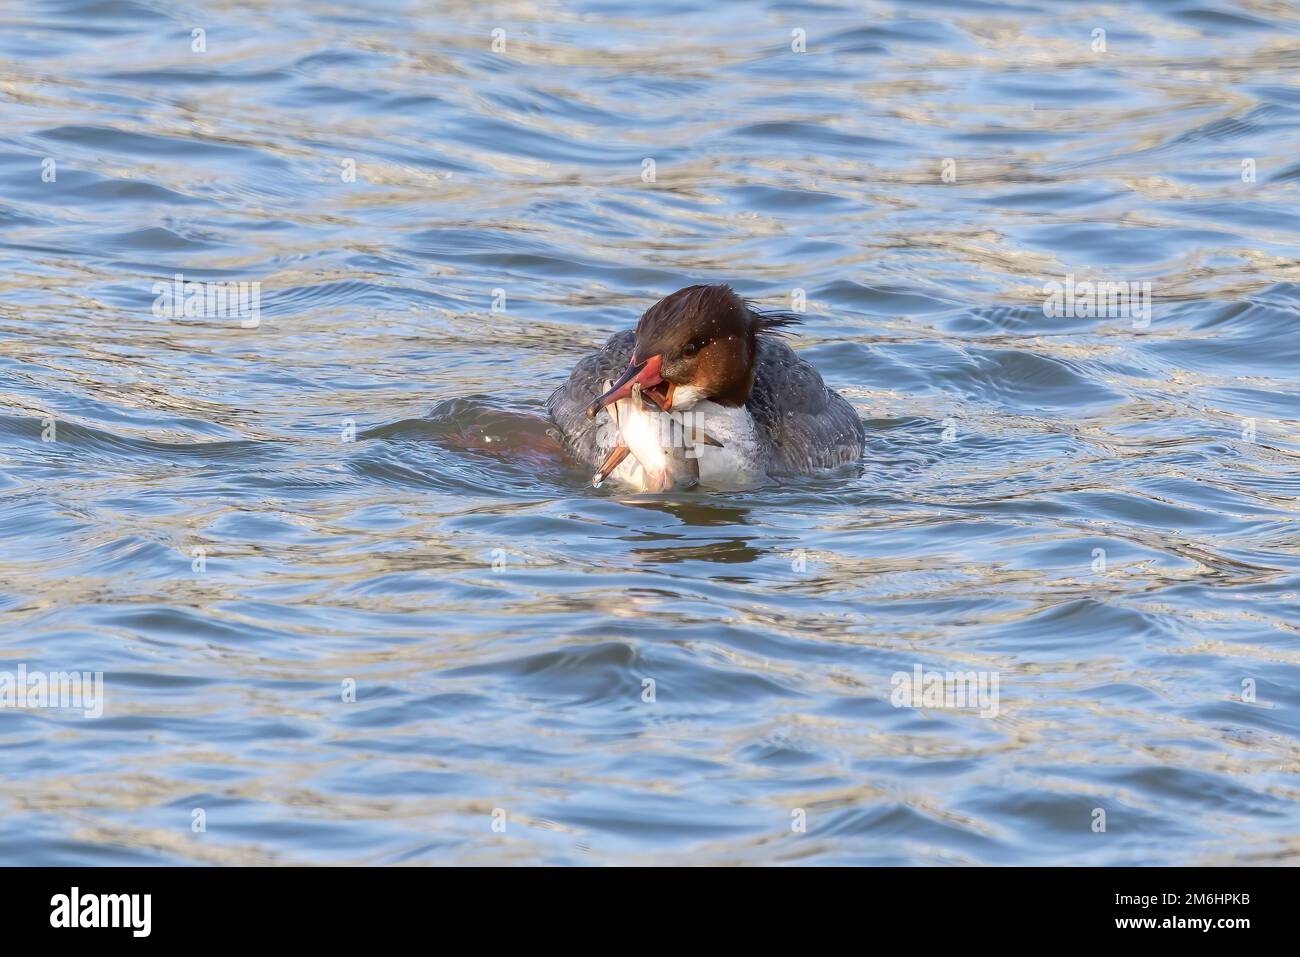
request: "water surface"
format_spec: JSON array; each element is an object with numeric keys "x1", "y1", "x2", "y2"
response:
[{"x1": 2, "y1": 0, "x2": 1300, "y2": 865}]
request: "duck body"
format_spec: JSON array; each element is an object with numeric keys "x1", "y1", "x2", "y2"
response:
[{"x1": 547, "y1": 286, "x2": 864, "y2": 491}]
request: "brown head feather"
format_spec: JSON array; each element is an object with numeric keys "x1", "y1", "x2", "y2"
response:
[{"x1": 632, "y1": 284, "x2": 799, "y2": 407}]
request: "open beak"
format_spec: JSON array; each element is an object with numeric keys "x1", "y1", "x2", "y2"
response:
[{"x1": 585, "y1": 354, "x2": 673, "y2": 418}]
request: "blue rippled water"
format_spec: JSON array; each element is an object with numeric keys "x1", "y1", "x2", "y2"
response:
[{"x1": 1, "y1": 0, "x2": 1299, "y2": 865}]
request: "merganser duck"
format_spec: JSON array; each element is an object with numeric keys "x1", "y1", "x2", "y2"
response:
[{"x1": 547, "y1": 284, "x2": 864, "y2": 491}]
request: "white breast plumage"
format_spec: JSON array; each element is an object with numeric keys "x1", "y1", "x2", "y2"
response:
[{"x1": 686, "y1": 401, "x2": 765, "y2": 489}]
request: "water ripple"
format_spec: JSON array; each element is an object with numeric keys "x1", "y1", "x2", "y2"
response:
[{"x1": 1, "y1": 0, "x2": 1298, "y2": 865}]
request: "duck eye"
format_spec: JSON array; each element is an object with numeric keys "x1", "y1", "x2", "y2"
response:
[{"x1": 682, "y1": 341, "x2": 700, "y2": 357}]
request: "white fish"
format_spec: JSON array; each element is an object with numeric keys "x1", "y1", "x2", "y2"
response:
[{"x1": 593, "y1": 381, "x2": 708, "y2": 491}]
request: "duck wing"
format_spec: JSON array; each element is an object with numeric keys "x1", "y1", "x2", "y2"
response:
[{"x1": 746, "y1": 337, "x2": 864, "y2": 474}]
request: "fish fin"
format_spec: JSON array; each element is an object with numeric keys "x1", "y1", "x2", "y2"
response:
[{"x1": 593, "y1": 443, "x2": 630, "y2": 485}]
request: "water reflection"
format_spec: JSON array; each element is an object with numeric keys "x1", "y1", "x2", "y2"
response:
[{"x1": 0, "y1": 0, "x2": 1298, "y2": 865}]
